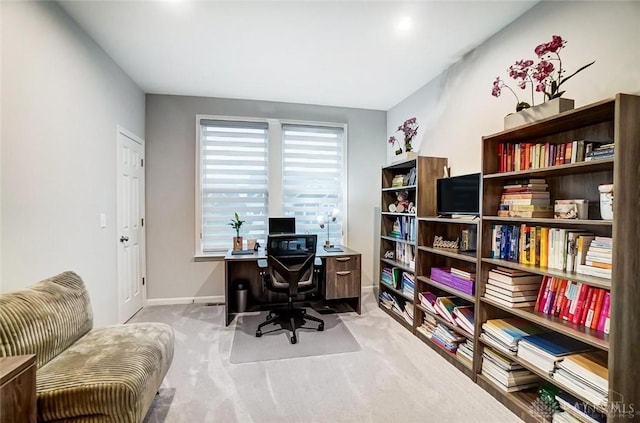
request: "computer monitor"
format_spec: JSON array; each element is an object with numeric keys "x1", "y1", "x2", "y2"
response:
[{"x1": 268, "y1": 217, "x2": 296, "y2": 235}]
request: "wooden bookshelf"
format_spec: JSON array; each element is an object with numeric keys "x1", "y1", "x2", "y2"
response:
[
  {"x1": 414, "y1": 328, "x2": 474, "y2": 378},
  {"x1": 477, "y1": 93, "x2": 640, "y2": 422}
]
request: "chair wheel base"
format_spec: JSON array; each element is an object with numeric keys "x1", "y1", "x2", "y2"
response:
[
  {"x1": 290, "y1": 335, "x2": 297, "y2": 344},
  {"x1": 256, "y1": 331, "x2": 262, "y2": 337},
  {"x1": 318, "y1": 324, "x2": 324, "y2": 331}
]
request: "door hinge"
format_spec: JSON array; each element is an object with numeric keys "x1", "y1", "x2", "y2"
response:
[
  {"x1": 142, "y1": 277, "x2": 145, "y2": 286},
  {"x1": 141, "y1": 158, "x2": 144, "y2": 167},
  {"x1": 141, "y1": 218, "x2": 144, "y2": 227}
]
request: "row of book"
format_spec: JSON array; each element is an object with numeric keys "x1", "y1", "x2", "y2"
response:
[
  {"x1": 381, "y1": 267, "x2": 415, "y2": 297},
  {"x1": 491, "y1": 225, "x2": 612, "y2": 279},
  {"x1": 393, "y1": 243, "x2": 415, "y2": 269},
  {"x1": 496, "y1": 140, "x2": 611, "y2": 173},
  {"x1": 419, "y1": 291, "x2": 474, "y2": 336},
  {"x1": 388, "y1": 216, "x2": 416, "y2": 242},
  {"x1": 483, "y1": 267, "x2": 543, "y2": 309},
  {"x1": 534, "y1": 277, "x2": 610, "y2": 334},
  {"x1": 584, "y1": 143, "x2": 614, "y2": 161},
  {"x1": 416, "y1": 315, "x2": 467, "y2": 354},
  {"x1": 480, "y1": 317, "x2": 609, "y2": 413}
]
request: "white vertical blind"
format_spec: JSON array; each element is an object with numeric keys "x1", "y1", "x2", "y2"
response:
[
  {"x1": 199, "y1": 120, "x2": 268, "y2": 252},
  {"x1": 281, "y1": 124, "x2": 344, "y2": 246}
]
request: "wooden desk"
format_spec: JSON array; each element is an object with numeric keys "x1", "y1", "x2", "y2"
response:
[
  {"x1": 0, "y1": 354, "x2": 37, "y2": 423},
  {"x1": 224, "y1": 246, "x2": 361, "y2": 325}
]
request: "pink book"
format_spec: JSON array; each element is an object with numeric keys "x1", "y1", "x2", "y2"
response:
[{"x1": 596, "y1": 292, "x2": 611, "y2": 332}]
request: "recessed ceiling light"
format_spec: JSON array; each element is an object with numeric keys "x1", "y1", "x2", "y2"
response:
[{"x1": 397, "y1": 16, "x2": 412, "y2": 33}]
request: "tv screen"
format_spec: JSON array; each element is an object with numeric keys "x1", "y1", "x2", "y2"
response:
[
  {"x1": 268, "y1": 217, "x2": 296, "y2": 234},
  {"x1": 437, "y1": 173, "x2": 481, "y2": 216}
]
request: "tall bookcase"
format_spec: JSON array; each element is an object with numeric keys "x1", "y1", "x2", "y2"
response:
[
  {"x1": 378, "y1": 156, "x2": 447, "y2": 330},
  {"x1": 476, "y1": 93, "x2": 640, "y2": 422},
  {"x1": 415, "y1": 217, "x2": 480, "y2": 379}
]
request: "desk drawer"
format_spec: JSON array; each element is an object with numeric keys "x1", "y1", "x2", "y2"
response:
[{"x1": 324, "y1": 255, "x2": 361, "y2": 299}]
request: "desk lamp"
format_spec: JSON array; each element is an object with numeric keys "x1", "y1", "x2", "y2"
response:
[{"x1": 317, "y1": 208, "x2": 339, "y2": 248}]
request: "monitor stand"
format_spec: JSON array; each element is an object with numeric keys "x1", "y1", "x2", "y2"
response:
[{"x1": 323, "y1": 245, "x2": 343, "y2": 252}]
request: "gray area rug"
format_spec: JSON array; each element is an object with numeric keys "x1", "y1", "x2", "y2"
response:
[{"x1": 230, "y1": 309, "x2": 361, "y2": 364}]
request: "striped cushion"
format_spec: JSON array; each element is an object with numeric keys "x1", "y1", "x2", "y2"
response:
[
  {"x1": 37, "y1": 323, "x2": 174, "y2": 423},
  {"x1": 0, "y1": 271, "x2": 92, "y2": 368}
]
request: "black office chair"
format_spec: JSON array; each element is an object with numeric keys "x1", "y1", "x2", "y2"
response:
[{"x1": 256, "y1": 234, "x2": 324, "y2": 344}]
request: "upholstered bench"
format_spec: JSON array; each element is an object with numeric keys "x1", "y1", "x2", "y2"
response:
[{"x1": 0, "y1": 271, "x2": 174, "y2": 422}]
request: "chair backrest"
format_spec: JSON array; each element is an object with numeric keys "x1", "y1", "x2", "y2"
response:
[{"x1": 266, "y1": 234, "x2": 317, "y2": 297}]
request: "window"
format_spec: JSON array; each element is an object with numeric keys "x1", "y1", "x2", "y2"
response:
[
  {"x1": 196, "y1": 117, "x2": 346, "y2": 255},
  {"x1": 198, "y1": 120, "x2": 268, "y2": 253},
  {"x1": 282, "y1": 124, "x2": 344, "y2": 246}
]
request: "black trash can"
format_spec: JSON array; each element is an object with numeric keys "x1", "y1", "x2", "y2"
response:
[{"x1": 235, "y1": 280, "x2": 249, "y2": 313}]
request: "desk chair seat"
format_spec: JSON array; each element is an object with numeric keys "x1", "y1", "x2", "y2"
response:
[{"x1": 256, "y1": 235, "x2": 324, "y2": 344}]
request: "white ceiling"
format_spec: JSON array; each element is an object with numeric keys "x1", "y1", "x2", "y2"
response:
[{"x1": 59, "y1": 1, "x2": 538, "y2": 110}]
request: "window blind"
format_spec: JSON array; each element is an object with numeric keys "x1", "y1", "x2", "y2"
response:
[
  {"x1": 281, "y1": 124, "x2": 344, "y2": 246},
  {"x1": 199, "y1": 120, "x2": 268, "y2": 252}
]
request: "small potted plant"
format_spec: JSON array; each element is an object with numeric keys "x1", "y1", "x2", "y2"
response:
[{"x1": 228, "y1": 212, "x2": 245, "y2": 250}]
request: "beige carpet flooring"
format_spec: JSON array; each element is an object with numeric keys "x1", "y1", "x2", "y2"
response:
[{"x1": 132, "y1": 289, "x2": 524, "y2": 423}]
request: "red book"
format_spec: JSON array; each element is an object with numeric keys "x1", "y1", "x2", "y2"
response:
[
  {"x1": 579, "y1": 287, "x2": 595, "y2": 326},
  {"x1": 507, "y1": 144, "x2": 513, "y2": 172},
  {"x1": 559, "y1": 281, "x2": 575, "y2": 320},
  {"x1": 571, "y1": 284, "x2": 590, "y2": 324},
  {"x1": 597, "y1": 292, "x2": 611, "y2": 332},
  {"x1": 553, "y1": 279, "x2": 568, "y2": 316},
  {"x1": 535, "y1": 276, "x2": 550, "y2": 312},
  {"x1": 590, "y1": 289, "x2": 607, "y2": 329},
  {"x1": 584, "y1": 288, "x2": 601, "y2": 328},
  {"x1": 565, "y1": 142, "x2": 573, "y2": 164},
  {"x1": 498, "y1": 143, "x2": 504, "y2": 172}
]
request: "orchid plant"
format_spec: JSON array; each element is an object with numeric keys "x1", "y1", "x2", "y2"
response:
[
  {"x1": 388, "y1": 117, "x2": 418, "y2": 154},
  {"x1": 492, "y1": 35, "x2": 595, "y2": 111}
]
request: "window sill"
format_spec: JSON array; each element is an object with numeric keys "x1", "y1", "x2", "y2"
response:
[{"x1": 194, "y1": 253, "x2": 225, "y2": 262}]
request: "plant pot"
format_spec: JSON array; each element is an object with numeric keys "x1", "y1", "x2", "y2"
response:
[
  {"x1": 392, "y1": 151, "x2": 417, "y2": 163},
  {"x1": 504, "y1": 97, "x2": 575, "y2": 130},
  {"x1": 233, "y1": 236, "x2": 243, "y2": 250}
]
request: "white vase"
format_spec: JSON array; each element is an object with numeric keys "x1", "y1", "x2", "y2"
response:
[{"x1": 504, "y1": 97, "x2": 575, "y2": 130}]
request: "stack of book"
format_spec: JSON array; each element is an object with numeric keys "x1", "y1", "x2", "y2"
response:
[
  {"x1": 554, "y1": 391, "x2": 607, "y2": 423},
  {"x1": 391, "y1": 174, "x2": 406, "y2": 187},
  {"x1": 482, "y1": 347, "x2": 541, "y2": 393},
  {"x1": 379, "y1": 291, "x2": 405, "y2": 318},
  {"x1": 379, "y1": 291, "x2": 394, "y2": 310},
  {"x1": 497, "y1": 179, "x2": 553, "y2": 218},
  {"x1": 417, "y1": 312, "x2": 437, "y2": 338},
  {"x1": 430, "y1": 323, "x2": 466, "y2": 353},
  {"x1": 480, "y1": 317, "x2": 545, "y2": 356},
  {"x1": 576, "y1": 237, "x2": 612, "y2": 279},
  {"x1": 435, "y1": 296, "x2": 468, "y2": 324},
  {"x1": 554, "y1": 351, "x2": 609, "y2": 410},
  {"x1": 456, "y1": 339, "x2": 474, "y2": 366},
  {"x1": 402, "y1": 302, "x2": 414, "y2": 325},
  {"x1": 381, "y1": 267, "x2": 400, "y2": 289},
  {"x1": 401, "y1": 272, "x2": 415, "y2": 297},
  {"x1": 418, "y1": 291, "x2": 438, "y2": 314},
  {"x1": 484, "y1": 268, "x2": 543, "y2": 308},
  {"x1": 534, "y1": 278, "x2": 610, "y2": 334},
  {"x1": 395, "y1": 243, "x2": 415, "y2": 269},
  {"x1": 430, "y1": 267, "x2": 474, "y2": 296},
  {"x1": 453, "y1": 306, "x2": 475, "y2": 336},
  {"x1": 585, "y1": 143, "x2": 614, "y2": 161},
  {"x1": 517, "y1": 332, "x2": 593, "y2": 373},
  {"x1": 389, "y1": 216, "x2": 416, "y2": 241}
]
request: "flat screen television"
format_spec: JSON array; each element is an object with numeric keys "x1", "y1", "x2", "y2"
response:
[
  {"x1": 268, "y1": 217, "x2": 296, "y2": 234},
  {"x1": 436, "y1": 173, "x2": 481, "y2": 216}
]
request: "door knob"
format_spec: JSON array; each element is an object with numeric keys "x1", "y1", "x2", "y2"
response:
[{"x1": 120, "y1": 236, "x2": 129, "y2": 243}]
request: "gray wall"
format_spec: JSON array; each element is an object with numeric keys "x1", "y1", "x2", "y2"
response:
[
  {"x1": 387, "y1": 1, "x2": 640, "y2": 173},
  {"x1": 145, "y1": 95, "x2": 386, "y2": 302},
  {"x1": 0, "y1": 2, "x2": 145, "y2": 326}
]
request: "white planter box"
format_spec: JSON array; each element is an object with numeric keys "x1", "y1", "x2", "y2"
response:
[
  {"x1": 504, "y1": 97, "x2": 575, "y2": 130},
  {"x1": 391, "y1": 151, "x2": 417, "y2": 163}
]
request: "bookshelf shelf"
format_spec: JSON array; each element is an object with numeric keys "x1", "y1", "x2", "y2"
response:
[
  {"x1": 379, "y1": 305, "x2": 413, "y2": 331},
  {"x1": 382, "y1": 184, "x2": 417, "y2": 192},
  {"x1": 482, "y1": 158, "x2": 613, "y2": 179},
  {"x1": 380, "y1": 258, "x2": 414, "y2": 273},
  {"x1": 481, "y1": 258, "x2": 612, "y2": 290},
  {"x1": 482, "y1": 216, "x2": 613, "y2": 228},
  {"x1": 380, "y1": 281, "x2": 414, "y2": 302},
  {"x1": 414, "y1": 329, "x2": 474, "y2": 378},
  {"x1": 481, "y1": 296, "x2": 609, "y2": 351},
  {"x1": 476, "y1": 374, "x2": 547, "y2": 423},
  {"x1": 416, "y1": 276, "x2": 475, "y2": 303},
  {"x1": 381, "y1": 212, "x2": 417, "y2": 217},
  {"x1": 380, "y1": 235, "x2": 415, "y2": 246},
  {"x1": 418, "y1": 246, "x2": 477, "y2": 263},
  {"x1": 418, "y1": 216, "x2": 480, "y2": 225},
  {"x1": 416, "y1": 303, "x2": 473, "y2": 341}
]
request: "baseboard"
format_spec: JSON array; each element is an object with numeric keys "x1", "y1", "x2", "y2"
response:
[{"x1": 145, "y1": 295, "x2": 225, "y2": 306}]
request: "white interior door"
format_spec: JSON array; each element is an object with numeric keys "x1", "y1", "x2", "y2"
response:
[{"x1": 117, "y1": 127, "x2": 145, "y2": 322}]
